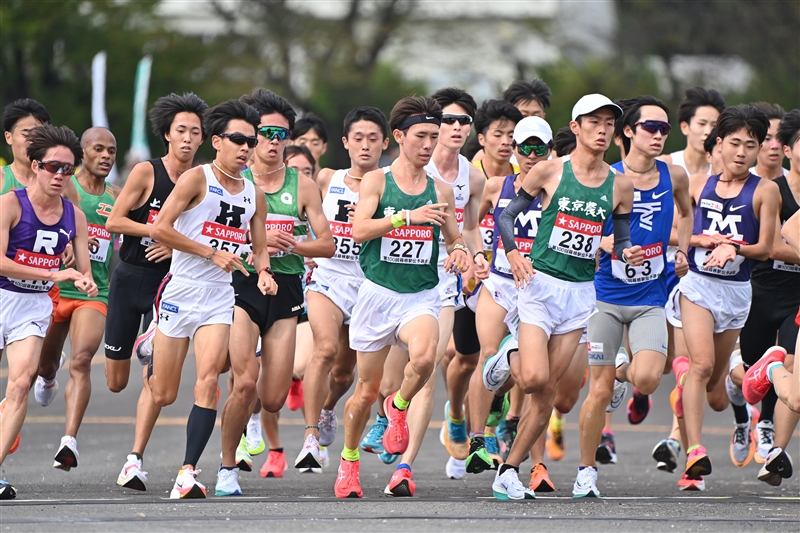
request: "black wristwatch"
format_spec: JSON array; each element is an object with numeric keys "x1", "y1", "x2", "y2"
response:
[
  {"x1": 727, "y1": 242, "x2": 741, "y2": 255},
  {"x1": 260, "y1": 266, "x2": 274, "y2": 276}
]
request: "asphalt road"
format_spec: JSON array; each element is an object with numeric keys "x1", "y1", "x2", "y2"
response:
[{"x1": 0, "y1": 344, "x2": 798, "y2": 532}]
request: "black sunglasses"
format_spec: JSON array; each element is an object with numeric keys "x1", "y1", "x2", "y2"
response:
[
  {"x1": 515, "y1": 142, "x2": 550, "y2": 157},
  {"x1": 218, "y1": 132, "x2": 258, "y2": 148},
  {"x1": 37, "y1": 160, "x2": 76, "y2": 175},
  {"x1": 635, "y1": 120, "x2": 672, "y2": 136},
  {"x1": 441, "y1": 114, "x2": 473, "y2": 126}
]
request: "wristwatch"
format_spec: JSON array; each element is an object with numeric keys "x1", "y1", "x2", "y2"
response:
[
  {"x1": 260, "y1": 266, "x2": 274, "y2": 276},
  {"x1": 728, "y1": 242, "x2": 741, "y2": 255}
]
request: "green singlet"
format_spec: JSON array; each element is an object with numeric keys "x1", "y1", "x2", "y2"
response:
[{"x1": 0, "y1": 165, "x2": 25, "y2": 194}]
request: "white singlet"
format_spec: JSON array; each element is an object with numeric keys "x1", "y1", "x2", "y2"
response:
[{"x1": 314, "y1": 169, "x2": 364, "y2": 279}]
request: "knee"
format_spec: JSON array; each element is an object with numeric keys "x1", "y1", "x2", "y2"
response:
[
  {"x1": 151, "y1": 386, "x2": 178, "y2": 407},
  {"x1": 786, "y1": 395, "x2": 800, "y2": 414},
  {"x1": 518, "y1": 372, "x2": 550, "y2": 395},
  {"x1": 68, "y1": 354, "x2": 93, "y2": 377},
  {"x1": 554, "y1": 389, "x2": 581, "y2": 414},
  {"x1": 689, "y1": 362, "x2": 714, "y2": 382},
  {"x1": 585, "y1": 381, "x2": 613, "y2": 408},
  {"x1": 233, "y1": 375, "x2": 257, "y2": 402},
  {"x1": 410, "y1": 350, "x2": 436, "y2": 380},
  {"x1": 455, "y1": 353, "x2": 478, "y2": 375},
  {"x1": 634, "y1": 372, "x2": 662, "y2": 396},
  {"x1": 315, "y1": 339, "x2": 338, "y2": 365},
  {"x1": 708, "y1": 394, "x2": 729, "y2": 412},
  {"x1": 354, "y1": 380, "x2": 380, "y2": 408},
  {"x1": 330, "y1": 365, "x2": 354, "y2": 388},
  {"x1": 8, "y1": 374, "x2": 35, "y2": 403}
]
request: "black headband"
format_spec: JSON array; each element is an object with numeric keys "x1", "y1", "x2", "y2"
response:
[{"x1": 395, "y1": 114, "x2": 441, "y2": 131}]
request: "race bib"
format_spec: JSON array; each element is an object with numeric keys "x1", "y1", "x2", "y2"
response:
[
  {"x1": 480, "y1": 211, "x2": 494, "y2": 252},
  {"x1": 202, "y1": 221, "x2": 248, "y2": 255},
  {"x1": 773, "y1": 260, "x2": 800, "y2": 273},
  {"x1": 380, "y1": 226, "x2": 434, "y2": 265},
  {"x1": 88, "y1": 223, "x2": 112, "y2": 263},
  {"x1": 8, "y1": 249, "x2": 61, "y2": 292},
  {"x1": 693, "y1": 246, "x2": 746, "y2": 276},
  {"x1": 266, "y1": 219, "x2": 307, "y2": 258},
  {"x1": 140, "y1": 209, "x2": 159, "y2": 248},
  {"x1": 547, "y1": 213, "x2": 602, "y2": 259},
  {"x1": 612, "y1": 242, "x2": 664, "y2": 284},
  {"x1": 330, "y1": 221, "x2": 360, "y2": 261},
  {"x1": 439, "y1": 207, "x2": 465, "y2": 244},
  {"x1": 494, "y1": 237, "x2": 533, "y2": 275}
]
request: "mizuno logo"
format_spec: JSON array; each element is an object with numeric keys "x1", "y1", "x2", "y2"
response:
[
  {"x1": 652, "y1": 190, "x2": 669, "y2": 199},
  {"x1": 455, "y1": 184, "x2": 465, "y2": 190},
  {"x1": 730, "y1": 205, "x2": 746, "y2": 212}
]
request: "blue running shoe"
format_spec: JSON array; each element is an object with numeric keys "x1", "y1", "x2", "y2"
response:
[
  {"x1": 485, "y1": 434, "x2": 502, "y2": 469},
  {"x1": 443, "y1": 401, "x2": 469, "y2": 459},
  {"x1": 380, "y1": 451, "x2": 399, "y2": 464},
  {"x1": 361, "y1": 415, "x2": 388, "y2": 454}
]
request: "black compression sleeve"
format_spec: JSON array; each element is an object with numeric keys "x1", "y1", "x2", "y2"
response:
[
  {"x1": 612, "y1": 212, "x2": 632, "y2": 260},
  {"x1": 499, "y1": 188, "x2": 536, "y2": 253}
]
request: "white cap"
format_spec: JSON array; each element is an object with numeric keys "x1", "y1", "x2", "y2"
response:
[
  {"x1": 571, "y1": 94, "x2": 623, "y2": 121},
  {"x1": 513, "y1": 116, "x2": 553, "y2": 144}
]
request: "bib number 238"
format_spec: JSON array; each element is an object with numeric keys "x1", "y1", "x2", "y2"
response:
[{"x1": 548, "y1": 213, "x2": 602, "y2": 259}]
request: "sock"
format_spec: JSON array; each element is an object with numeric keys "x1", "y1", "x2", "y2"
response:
[
  {"x1": 550, "y1": 416, "x2": 564, "y2": 429},
  {"x1": 183, "y1": 404, "x2": 217, "y2": 467},
  {"x1": 499, "y1": 463, "x2": 519, "y2": 475},
  {"x1": 376, "y1": 414, "x2": 388, "y2": 422},
  {"x1": 602, "y1": 428, "x2": 614, "y2": 437},
  {"x1": 767, "y1": 362, "x2": 783, "y2": 383},
  {"x1": 341, "y1": 446, "x2": 359, "y2": 462},
  {"x1": 687, "y1": 444, "x2": 702, "y2": 455},
  {"x1": 760, "y1": 388, "x2": 777, "y2": 422},
  {"x1": 219, "y1": 465, "x2": 236, "y2": 471},
  {"x1": 270, "y1": 447, "x2": 284, "y2": 453},
  {"x1": 397, "y1": 462, "x2": 411, "y2": 471},
  {"x1": 131, "y1": 452, "x2": 143, "y2": 461},
  {"x1": 448, "y1": 412, "x2": 465, "y2": 424},
  {"x1": 578, "y1": 465, "x2": 598, "y2": 472},
  {"x1": 393, "y1": 392, "x2": 410, "y2": 411},
  {"x1": 732, "y1": 403, "x2": 749, "y2": 425},
  {"x1": 249, "y1": 411, "x2": 261, "y2": 424},
  {"x1": 470, "y1": 431, "x2": 484, "y2": 439}
]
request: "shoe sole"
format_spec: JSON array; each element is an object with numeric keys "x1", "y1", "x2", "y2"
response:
[
  {"x1": 214, "y1": 489, "x2": 242, "y2": 496},
  {"x1": 595, "y1": 446, "x2": 616, "y2": 465},
  {"x1": 385, "y1": 480, "x2": 414, "y2": 497},
  {"x1": 652, "y1": 443, "x2": 678, "y2": 473},
  {"x1": 627, "y1": 396, "x2": 651, "y2": 425},
  {"x1": 466, "y1": 453, "x2": 493, "y2": 474},
  {"x1": 572, "y1": 491, "x2": 600, "y2": 498},
  {"x1": 0, "y1": 485, "x2": 17, "y2": 500},
  {"x1": 679, "y1": 479, "x2": 705, "y2": 491},
  {"x1": 117, "y1": 475, "x2": 147, "y2": 492},
  {"x1": 361, "y1": 444, "x2": 384, "y2": 454},
  {"x1": 170, "y1": 484, "x2": 206, "y2": 499},
  {"x1": 492, "y1": 486, "x2": 535, "y2": 500},
  {"x1": 294, "y1": 452, "x2": 323, "y2": 470},
  {"x1": 53, "y1": 447, "x2": 78, "y2": 471},
  {"x1": 530, "y1": 480, "x2": 555, "y2": 492},
  {"x1": 758, "y1": 470, "x2": 783, "y2": 486},
  {"x1": 237, "y1": 459, "x2": 253, "y2": 472},
  {"x1": 685, "y1": 455, "x2": 712, "y2": 478},
  {"x1": 760, "y1": 451, "x2": 793, "y2": 480}
]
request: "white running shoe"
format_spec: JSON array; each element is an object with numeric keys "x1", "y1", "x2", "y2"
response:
[
  {"x1": 117, "y1": 454, "x2": 148, "y2": 491},
  {"x1": 245, "y1": 413, "x2": 265, "y2": 455},
  {"x1": 295, "y1": 434, "x2": 323, "y2": 470},
  {"x1": 53, "y1": 436, "x2": 79, "y2": 471},
  {"x1": 758, "y1": 447, "x2": 793, "y2": 486},
  {"x1": 483, "y1": 335, "x2": 518, "y2": 392},
  {"x1": 725, "y1": 374, "x2": 746, "y2": 406},
  {"x1": 446, "y1": 457, "x2": 466, "y2": 480},
  {"x1": 492, "y1": 467, "x2": 535, "y2": 500},
  {"x1": 134, "y1": 320, "x2": 157, "y2": 365},
  {"x1": 34, "y1": 352, "x2": 65, "y2": 407},
  {"x1": 319, "y1": 409, "x2": 338, "y2": 447},
  {"x1": 319, "y1": 445, "x2": 330, "y2": 468},
  {"x1": 572, "y1": 467, "x2": 600, "y2": 498},
  {"x1": 215, "y1": 467, "x2": 242, "y2": 496},
  {"x1": 606, "y1": 349, "x2": 629, "y2": 412},
  {"x1": 170, "y1": 467, "x2": 206, "y2": 499},
  {"x1": 755, "y1": 420, "x2": 774, "y2": 463},
  {"x1": 730, "y1": 420, "x2": 753, "y2": 467}
]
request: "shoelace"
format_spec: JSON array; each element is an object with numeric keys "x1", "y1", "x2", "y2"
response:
[
  {"x1": 733, "y1": 426, "x2": 748, "y2": 446},
  {"x1": 759, "y1": 426, "x2": 774, "y2": 445}
]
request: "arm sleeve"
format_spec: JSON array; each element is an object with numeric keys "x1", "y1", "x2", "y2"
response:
[
  {"x1": 499, "y1": 188, "x2": 535, "y2": 253},
  {"x1": 612, "y1": 212, "x2": 632, "y2": 261}
]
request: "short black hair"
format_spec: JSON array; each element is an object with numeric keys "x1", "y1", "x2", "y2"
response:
[
  {"x1": 703, "y1": 127, "x2": 719, "y2": 155},
  {"x1": 240, "y1": 88, "x2": 296, "y2": 131},
  {"x1": 204, "y1": 99, "x2": 261, "y2": 139},
  {"x1": 430, "y1": 87, "x2": 478, "y2": 119},
  {"x1": 2, "y1": 98, "x2": 51, "y2": 133},
  {"x1": 716, "y1": 105, "x2": 769, "y2": 144},
  {"x1": 554, "y1": 126, "x2": 576, "y2": 157},
  {"x1": 293, "y1": 113, "x2": 328, "y2": 143},
  {"x1": 149, "y1": 93, "x2": 208, "y2": 152},
  {"x1": 615, "y1": 95, "x2": 670, "y2": 155},
  {"x1": 474, "y1": 99, "x2": 523, "y2": 136},
  {"x1": 389, "y1": 96, "x2": 442, "y2": 132},
  {"x1": 26, "y1": 124, "x2": 82, "y2": 165},
  {"x1": 284, "y1": 144, "x2": 316, "y2": 175},
  {"x1": 777, "y1": 109, "x2": 800, "y2": 149},
  {"x1": 751, "y1": 102, "x2": 786, "y2": 121},
  {"x1": 342, "y1": 106, "x2": 388, "y2": 139},
  {"x1": 677, "y1": 86, "x2": 725, "y2": 126},
  {"x1": 502, "y1": 79, "x2": 552, "y2": 109}
]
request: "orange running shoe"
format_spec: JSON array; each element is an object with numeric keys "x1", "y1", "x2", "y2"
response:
[
  {"x1": 546, "y1": 416, "x2": 566, "y2": 461},
  {"x1": 529, "y1": 463, "x2": 555, "y2": 492},
  {"x1": 259, "y1": 449, "x2": 288, "y2": 478},
  {"x1": 685, "y1": 445, "x2": 712, "y2": 478},
  {"x1": 0, "y1": 399, "x2": 21, "y2": 454},
  {"x1": 382, "y1": 393, "x2": 409, "y2": 455},
  {"x1": 384, "y1": 466, "x2": 416, "y2": 497},
  {"x1": 678, "y1": 474, "x2": 705, "y2": 491},
  {"x1": 334, "y1": 458, "x2": 363, "y2": 498},
  {"x1": 286, "y1": 379, "x2": 304, "y2": 411}
]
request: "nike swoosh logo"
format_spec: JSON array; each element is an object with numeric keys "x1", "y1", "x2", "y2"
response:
[
  {"x1": 729, "y1": 205, "x2": 746, "y2": 212},
  {"x1": 652, "y1": 190, "x2": 669, "y2": 199}
]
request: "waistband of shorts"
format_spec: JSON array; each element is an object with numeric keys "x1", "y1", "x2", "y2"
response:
[
  {"x1": 363, "y1": 278, "x2": 435, "y2": 298},
  {"x1": 686, "y1": 269, "x2": 751, "y2": 288},
  {"x1": 0, "y1": 288, "x2": 50, "y2": 300},
  {"x1": 535, "y1": 270, "x2": 595, "y2": 289},
  {"x1": 168, "y1": 274, "x2": 232, "y2": 289}
]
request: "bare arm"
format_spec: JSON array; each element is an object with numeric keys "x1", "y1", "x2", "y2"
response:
[
  {"x1": 461, "y1": 165, "x2": 485, "y2": 254},
  {"x1": 105, "y1": 162, "x2": 155, "y2": 237},
  {"x1": 150, "y1": 168, "x2": 209, "y2": 257},
  {"x1": 770, "y1": 213, "x2": 800, "y2": 264},
  {"x1": 737, "y1": 179, "x2": 779, "y2": 260},
  {"x1": 316, "y1": 168, "x2": 335, "y2": 201},
  {"x1": 781, "y1": 209, "x2": 800, "y2": 255},
  {"x1": 294, "y1": 175, "x2": 335, "y2": 258},
  {"x1": 249, "y1": 192, "x2": 271, "y2": 272},
  {"x1": 352, "y1": 169, "x2": 391, "y2": 244}
]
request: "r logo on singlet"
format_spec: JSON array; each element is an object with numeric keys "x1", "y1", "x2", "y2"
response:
[
  {"x1": 334, "y1": 199, "x2": 351, "y2": 223},
  {"x1": 215, "y1": 201, "x2": 246, "y2": 228},
  {"x1": 33, "y1": 230, "x2": 59, "y2": 255}
]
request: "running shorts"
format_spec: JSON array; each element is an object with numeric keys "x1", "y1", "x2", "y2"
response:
[
  {"x1": 0, "y1": 289, "x2": 52, "y2": 349},
  {"x1": 481, "y1": 273, "x2": 517, "y2": 313},
  {"x1": 587, "y1": 301, "x2": 667, "y2": 366},
  {"x1": 666, "y1": 270, "x2": 751, "y2": 333},
  {"x1": 740, "y1": 282, "x2": 800, "y2": 365},
  {"x1": 517, "y1": 271, "x2": 596, "y2": 338},
  {"x1": 308, "y1": 268, "x2": 362, "y2": 325},
  {"x1": 453, "y1": 305, "x2": 480, "y2": 355},
  {"x1": 155, "y1": 275, "x2": 234, "y2": 339},
  {"x1": 233, "y1": 271, "x2": 303, "y2": 336},
  {"x1": 437, "y1": 267, "x2": 459, "y2": 308},
  {"x1": 53, "y1": 297, "x2": 107, "y2": 323}
]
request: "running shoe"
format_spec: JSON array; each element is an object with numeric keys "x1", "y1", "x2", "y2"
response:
[
  {"x1": 384, "y1": 466, "x2": 415, "y2": 497},
  {"x1": 685, "y1": 445, "x2": 712, "y2": 478},
  {"x1": 286, "y1": 379, "x2": 304, "y2": 411},
  {"x1": 485, "y1": 433, "x2": 502, "y2": 468},
  {"x1": 295, "y1": 434, "x2": 323, "y2": 470},
  {"x1": 361, "y1": 415, "x2": 388, "y2": 454},
  {"x1": 319, "y1": 445, "x2": 330, "y2": 468},
  {"x1": 379, "y1": 451, "x2": 399, "y2": 464},
  {"x1": 236, "y1": 434, "x2": 253, "y2": 472},
  {"x1": 492, "y1": 467, "x2": 535, "y2": 500},
  {"x1": 670, "y1": 356, "x2": 690, "y2": 417},
  {"x1": 439, "y1": 421, "x2": 446, "y2": 446},
  {"x1": 595, "y1": 431, "x2": 617, "y2": 465},
  {"x1": 482, "y1": 335, "x2": 517, "y2": 392},
  {"x1": 607, "y1": 349, "x2": 630, "y2": 412},
  {"x1": 757, "y1": 447, "x2": 793, "y2": 487},
  {"x1": 501, "y1": 418, "x2": 519, "y2": 462},
  {"x1": 170, "y1": 467, "x2": 206, "y2": 499},
  {"x1": 546, "y1": 415, "x2": 566, "y2": 461},
  {"x1": 34, "y1": 352, "x2": 64, "y2": 407},
  {"x1": 754, "y1": 420, "x2": 774, "y2": 464},
  {"x1": 382, "y1": 393, "x2": 409, "y2": 455},
  {"x1": 446, "y1": 457, "x2": 466, "y2": 480},
  {"x1": 134, "y1": 319, "x2": 157, "y2": 365},
  {"x1": 627, "y1": 387, "x2": 651, "y2": 425},
  {"x1": 0, "y1": 398, "x2": 21, "y2": 454},
  {"x1": 487, "y1": 392, "x2": 510, "y2": 428},
  {"x1": 215, "y1": 467, "x2": 242, "y2": 496},
  {"x1": 442, "y1": 401, "x2": 469, "y2": 460},
  {"x1": 652, "y1": 438, "x2": 681, "y2": 473},
  {"x1": 259, "y1": 449, "x2": 287, "y2": 478},
  {"x1": 725, "y1": 373, "x2": 746, "y2": 407},
  {"x1": 677, "y1": 474, "x2": 705, "y2": 491},
  {"x1": 529, "y1": 463, "x2": 555, "y2": 492},
  {"x1": 730, "y1": 404, "x2": 759, "y2": 468},
  {"x1": 53, "y1": 435, "x2": 79, "y2": 471},
  {"x1": 117, "y1": 454, "x2": 148, "y2": 491},
  {"x1": 245, "y1": 414, "x2": 265, "y2": 456},
  {"x1": 466, "y1": 436, "x2": 494, "y2": 474},
  {"x1": 334, "y1": 458, "x2": 362, "y2": 498},
  {"x1": 318, "y1": 409, "x2": 337, "y2": 447},
  {"x1": 0, "y1": 480, "x2": 16, "y2": 500},
  {"x1": 743, "y1": 347, "x2": 787, "y2": 405},
  {"x1": 572, "y1": 466, "x2": 600, "y2": 498}
]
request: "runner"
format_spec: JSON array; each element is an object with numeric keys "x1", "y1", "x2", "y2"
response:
[
  {"x1": 1, "y1": 99, "x2": 51, "y2": 194},
  {"x1": 482, "y1": 94, "x2": 641, "y2": 500},
  {"x1": 294, "y1": 107, "x2": 388, "y2": 473},
  {"x1": 292, "y1": 113, "x2": 328, "y2": 179},
  {"x1": 666, "y1": 105, "x2": 779, "y2": 491},
  {"x1": 577, "y1": 95, "x2": 693, "y2": 497},
  {"x1": 36, "y1": 127, "x2": 120, "y2": 471},
  {"x1": 749, "y1": 103, "x2": 787, "y2": 179},
  {"x1": 334, "y1": 96, "x2": 472, "y2": 498},
  {"x1": 503, "y1": 78, "x2": 552, "y2": 119},
  {"x1": 0, "y1": 125, "x2": 96, "y2": 499}
]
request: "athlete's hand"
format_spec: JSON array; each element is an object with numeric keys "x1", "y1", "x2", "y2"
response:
[
  {"x1": 703, "y1": 242, "x2": 737, "y2": 269},
  {"x1": 507, "y1": 249, "x2": 534, "y2": 288},
  {"x1": 62, "y1": 242, "x2": 76, "y2": 268},
  {"x1": 473, "y1": 253, "x2": 490, "y2": 280},
  {"x1": 245, "y1": 252, "x2": 255, "y2": 266},
  {"x1": 210, "y1": 250, "x2": 248, "y2": 275},
  {"x1": 696, "y1": 233, "x2": 732, "y2": 249},
  {"x1": 267, "y1": 229, "x2": 296, "y2": 252},
  {"x1": 145, "y1": 241, "x2": 173, "y2": 263},
  {"x1": 74, "y1": 275, "x2": 99, "y2": 298},
  {"x1": 88, "y1": 235, "x2": 100, "y2": 255},
  {"x1": 258, "y1": 270, "x2": 278, "y2": 296},
  {"x1": 622, "y1": 245, "x2": 644, "y2": 267},
  {"x1": 444, "y1": 247, "x2": 472, "y2": 275},
  {"x1": 409, "y1": 203, "x2": 449, "y2": 226},
  {"x1": 674, "y1": 250, "x2": 690, "y2": 278},
  {"x1": 304, "y1": 257, "x2": 318, "y2": 270},
  {"x1": 600, "y1": 234, "x2": 614, "y2": 255},
  {"x1": 345, "y1": 203, "x2": 357, "y2": 222},
  {"x1": 52, "y1": 268, "x2": 84, "y2": 284}
]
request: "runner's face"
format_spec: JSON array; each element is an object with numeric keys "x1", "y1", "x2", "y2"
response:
[
  {"x1": 286, "y1": 154, "x2": 313, "y2": 180},
  {"x1": 213, "y1": 119, "x2": 255, "y2": 171},
  {"x1": 255, "y1": 113, "x2": 290, "y2": 166},
  {"x1": 783, "y1": 136, "x2": 800, "y2": 172},
  {"x1": 438, "y1": 103, "x2": 472, "y2": 151},
  {"x1": 516, "y1": 99, "x2": 545, "y2": 118},
  {"x1": 343, "y1": 119, "x2": 387, "y2": 171},
  {"x1": 293, "y1": 129, "x2": 327, "y2": 162},
  {"x1": 516, "y1": 136, "x2": 550, "y2": 175},
  {"x1": 34, "y1": 146, "x2": 75, "y2": 197},
  {"x1": 5, "y1": 116, "x2": 43, "y2": 165},
  {"x1": 758, "y1": 118, "x2": 784, "y2": 171},
  {"x1": 165, "y1": 112, "x2": 203, "y2": 164},
  {"x1": 718, "y1": 127, "x2": 760, "y2": 177},
  {"x1": 395, "y1": 122, "x2": 438, "y2": 168},
  {"x1": 627, "y1": 105, "x2": 669, "y2": 158},
  {"x1": 478, "y1": 119, "x2": 514, "y2": 163},
  {"x1": 681, "y1": 106, "x2": 719, "y2": 154},
  {"x1": 573, "y1": 108, "x2": 615, "y2": 154},
  {"x1": 82, "y1": 131, "x2": 117, "y2": 179}
]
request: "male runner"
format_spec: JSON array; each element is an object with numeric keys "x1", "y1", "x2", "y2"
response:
[
  {"x1": 294, "y1": 107, "x2": 389, "y2": 472},
  {"x1": 749, "y1": 103, "x2": 787, "y2": 179},
  {"x1": 666, "y1": 105, "x2": 779, "y2": 490},
  {"x1": 576, "y1": 96, "x2": 693, "y2": 497},
  {"x1": 292, "y1": 113, "x2": 328, "y2": 179},
  {"x1": 1, "y1": 99, "x2": 51, "y2": 194},
  {"x1": 483, "y1": 94, "x2": 642, "y2": 500},
  {"x1": 0, "y1": 125, "x2": 96, "y2": 499},
  {"x1": 334, "y1": 96, "x2": 471, "y2": 498},
  {"x1": 36, "y1": 127, "x2": 119, "y2": 471}
]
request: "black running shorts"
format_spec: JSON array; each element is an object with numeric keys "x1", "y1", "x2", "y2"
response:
[{"x1": 233, "y1": 271, "x2": 304, "y2": 336}]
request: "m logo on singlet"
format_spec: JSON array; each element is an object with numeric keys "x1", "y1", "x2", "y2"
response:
[
  {"x1": 706, "y1": 212, "x2": 742, "y2": 240},
  {"x1": 334, "y1": 199, "x2": 352, "y2": 223},
  {"x1": 634, "y1": 202, "x2": 662, "y2": 231},
  {"x1": 214, "y1": 201, "x2": 246, "y2": 228},
  {"x1": 33, "y1": 230, "x2": 60, "y2": 255},
  {"x1": 515, "y1": 210, "x2": 542, "y2": 239}
]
